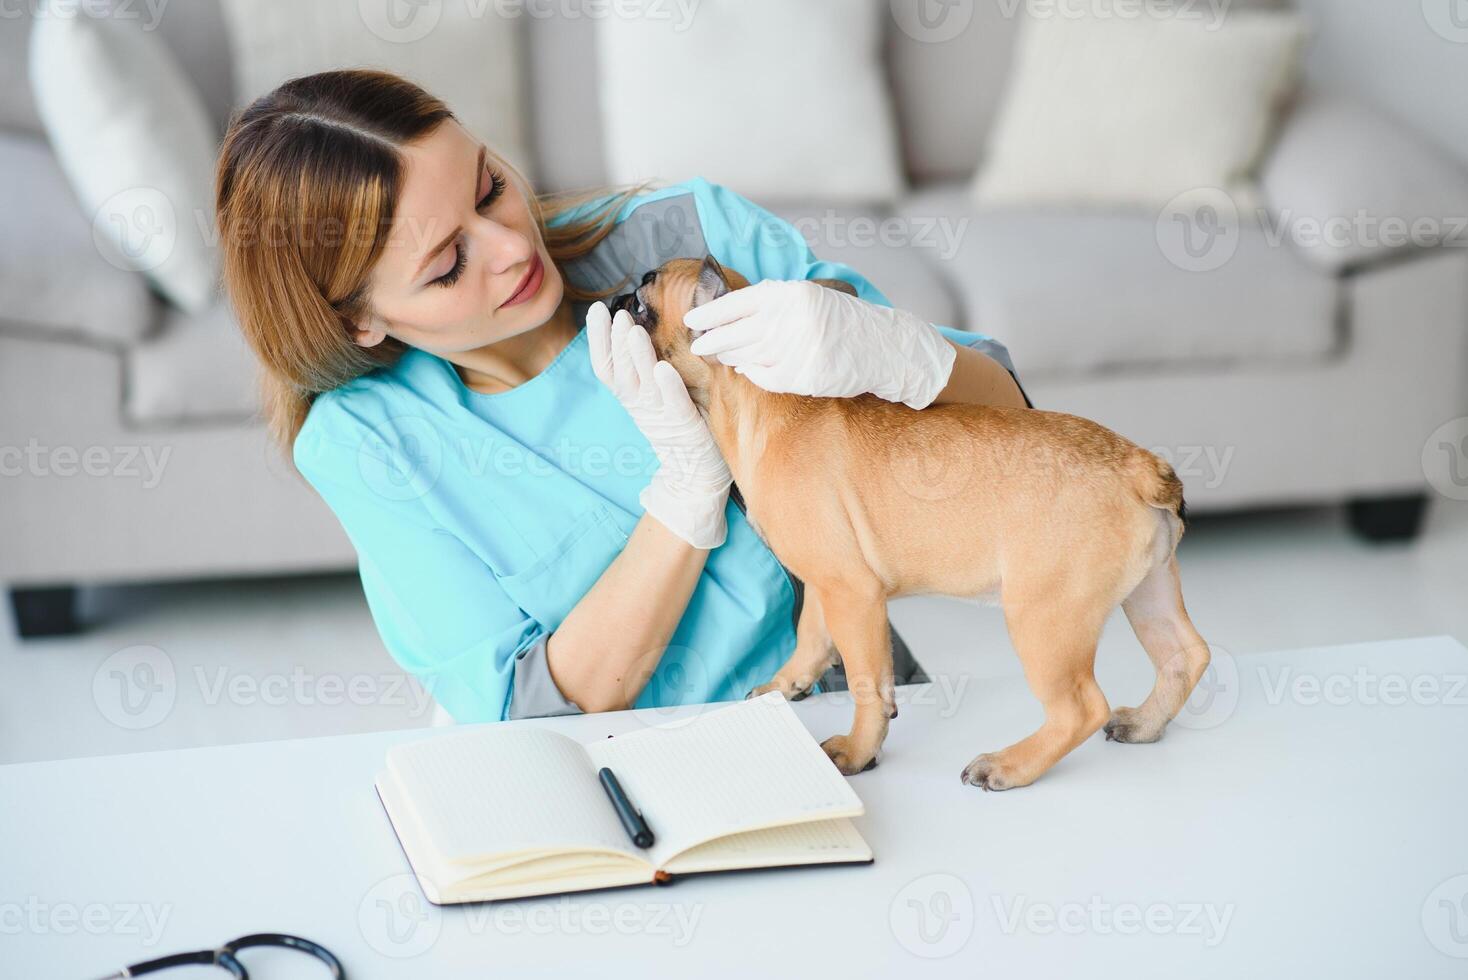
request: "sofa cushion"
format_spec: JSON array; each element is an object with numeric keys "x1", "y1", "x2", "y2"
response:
[
  {"x1": 2, "y1": 1, "x2": 234, "y2": 139},
  {"x1": 885, "y1": 0, "x2": 1290, "y2": 185},
  {"x1": 149, "y1": 0, "x2": 237, "y2": 137},
  {"x1": 1261, "y1": 92, "x2": 1468, "y2": 272},
  {"x1": 126, "y1": 300, "x2": 259, "y2": 424},
  {"x1": 0, "y1": 8, "x2": 43, "y2": 135},
  {"x1": 0, "y1": 134, "x2": 158, "y2": 346},
  {"x1": 597, "y1": 0, "x2": 904, "y2": 204},
  {"x1": 885, "y1": 0, "x2": 1023, "y2": 184},
  {"x1": 220, "y1": 0, "x2": 531, "y2": 175},
  {"x1": 768, "y1": 202, "x2": 959, "y2": 329},
  {"x1": 31, "y1": 9, "x2": 221, "y2": 314},
  {"x1": 896, "y1": 184, "x2": 1339, "y2": 378},
  {"x1": 972, "y1": 9, "x2": 1305, "y2": 210},
  {"x1": 524, "y1": 1, "x2": 609, "y2": 193}
]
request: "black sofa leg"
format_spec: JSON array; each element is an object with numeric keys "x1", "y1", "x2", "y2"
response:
[
  {"x1": 1347, "y1": 494, "x2": 1430, "y2": 543},
  {"x1": 9, "y1": 586, "x2": 81, "y2": 638}
]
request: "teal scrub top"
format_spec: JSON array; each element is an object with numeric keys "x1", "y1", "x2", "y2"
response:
[{"x1": 293, "y1": 178, "x2": 1019, "y2": 723}]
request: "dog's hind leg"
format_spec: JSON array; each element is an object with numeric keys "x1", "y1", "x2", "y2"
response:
[
  {"x1": 749, "y1": 587, "x2": 838, "y2": 702},
  {"x1": 1105, "y1": 555, "x2": 1211, "y2": 744},
  {"x1": 813, "y1": 581, "x2": 895, "y2": 775},
  {"x1": 962, "y1": 594, "x2": 1110, "y2": 791}
]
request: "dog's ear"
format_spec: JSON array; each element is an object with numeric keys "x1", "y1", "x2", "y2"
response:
[{"x1": 691, "y1": 255, "x2": 731, "y2": 309}]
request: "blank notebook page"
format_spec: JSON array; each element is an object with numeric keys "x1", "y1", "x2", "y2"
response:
[
  {"x1": 587, "y1": 694, "x2": 862, "y2": 865},
  {"x1": 387, "y1": 727, "x2": 631, "y2": 862}
]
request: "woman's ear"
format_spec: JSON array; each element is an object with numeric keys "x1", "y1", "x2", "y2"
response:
[{"x1": 351, "y1": 312, "x2": 389, "y2": 348}]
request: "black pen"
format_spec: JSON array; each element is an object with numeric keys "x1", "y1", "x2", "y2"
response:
[{"x1": 598, "y1": 767, "x2": 654, "y2": 848}]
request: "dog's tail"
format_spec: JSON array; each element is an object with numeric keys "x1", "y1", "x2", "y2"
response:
[{"x1": 1132, "y1": 449, "x2": 1188, "y2": 533}]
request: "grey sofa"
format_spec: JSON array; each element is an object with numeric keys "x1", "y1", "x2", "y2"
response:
[{"x1": 5, "y1": 0, "x2": 1468, "y2": 636}]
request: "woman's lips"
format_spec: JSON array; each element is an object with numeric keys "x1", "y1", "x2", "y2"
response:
[{"x1": 499, "y1": 252, "x2": 544, "y2": 310}]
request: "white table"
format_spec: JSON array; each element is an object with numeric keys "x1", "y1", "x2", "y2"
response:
[{"x1": 6, "y1": 636, "x2": 1468, "y2": 978}]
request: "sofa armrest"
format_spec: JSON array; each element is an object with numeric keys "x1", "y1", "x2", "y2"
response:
[{"x1": 1260, "y1": 92, "x2": 1468, "y2": 273}]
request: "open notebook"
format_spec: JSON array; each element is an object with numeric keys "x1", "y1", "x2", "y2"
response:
[{"x1": 375, "y1": 693, "x2": 873, "y2": 904}]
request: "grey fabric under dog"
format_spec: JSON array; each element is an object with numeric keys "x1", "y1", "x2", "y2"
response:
[
  {"x1": 563, "y1": 193, "x2": 708, "y2": 297},
  {"x1": 785, "y1": 573, "x2": 928, "y2": 692}
]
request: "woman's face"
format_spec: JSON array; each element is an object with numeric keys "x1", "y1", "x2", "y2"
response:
[{"x1": 353, "y1": 121, "x2": 564, "y2": 355}]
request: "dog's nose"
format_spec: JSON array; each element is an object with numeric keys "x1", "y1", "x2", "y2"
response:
[{"x1": 608, "y1": 290, "x2": 653, "y2": 331}]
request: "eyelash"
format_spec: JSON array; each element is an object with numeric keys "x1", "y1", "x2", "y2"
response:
[{"x1": 432, "y1": 168, "x2": 508, "y2": 288}]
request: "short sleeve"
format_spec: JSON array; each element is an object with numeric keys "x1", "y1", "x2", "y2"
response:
[{"x1": 293, "y1": 415, "x2": 562, "y2": 724}]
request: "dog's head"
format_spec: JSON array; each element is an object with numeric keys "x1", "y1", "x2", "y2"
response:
[{"x1": 608, "y1": 256, "x2": 748, "y2": 400}]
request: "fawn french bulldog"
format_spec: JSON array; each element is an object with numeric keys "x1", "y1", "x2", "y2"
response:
[{"x1": 610, "y1": 257, "x2": 1211, "y2": 790}]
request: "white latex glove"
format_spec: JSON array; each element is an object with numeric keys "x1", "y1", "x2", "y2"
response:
[
  {"x1": 587, "y1": 302, "x2": 733, "y2": 550},
  {"x1": 684, "y1": 279, "x2": 957, "y2": 410}
]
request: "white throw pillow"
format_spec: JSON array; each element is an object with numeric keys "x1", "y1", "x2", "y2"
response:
[
  {"x1": 596, "y1": 0, "x2": 904, "y2": 203},
  {"x1": 29, "y1": 11, "x2": 219, "y2": 313},
  {"x1": 974, "y1": 11, "x2": 1306, "y2": 210},
  {"x1": 220, "y1": 0, "x2": 530, "y2": 176}
]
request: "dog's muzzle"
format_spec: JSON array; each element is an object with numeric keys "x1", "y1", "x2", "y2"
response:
[
  {"x1": 609, "y1": 290, "x2": 642, "y2": 322},
  {"x1": 610, "y1": 272, "x2": 657, "y2": 330}
]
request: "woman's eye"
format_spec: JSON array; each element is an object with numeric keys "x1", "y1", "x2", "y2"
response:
[
  {"x1": 429, "y1": 169, "x2": 505, "y2": 289},
  {"x1": 476, "y1": 169, "x2": 507, "y2": 211},
  {"x1": 432, "y1": 242, "x2": 466, "y2": 288}
]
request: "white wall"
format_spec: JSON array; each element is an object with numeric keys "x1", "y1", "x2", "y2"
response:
[{"x1": 1294, "y1": 0, "x2": 1468, "y2": 167}]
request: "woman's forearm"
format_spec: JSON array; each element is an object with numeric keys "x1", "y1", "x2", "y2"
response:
[
  {"x1": 545, "y1": 512, "x2": 711, "y2": 713},
  {"x1": 932, "y1": 341, "x2": 1027, "y2": 409}
]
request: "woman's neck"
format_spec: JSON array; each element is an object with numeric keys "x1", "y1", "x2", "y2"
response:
[{"x1": 451, "y1": 300, "x2": 580, "y2": 395}]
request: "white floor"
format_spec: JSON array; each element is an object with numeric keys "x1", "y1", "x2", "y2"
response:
[{"x1": 3, "y1": 501, "x2": 1465, "y2": 766}]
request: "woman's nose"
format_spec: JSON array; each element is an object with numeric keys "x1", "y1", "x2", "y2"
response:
[{"x1": 470, "y1": 218, "x2": 531, "y2": 276}]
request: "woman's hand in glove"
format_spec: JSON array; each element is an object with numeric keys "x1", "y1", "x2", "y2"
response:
[
  {"x1": 587, "y1": 301, "x2": 732, "y2": 550},
  {"x1": 683, "y1": 279, "x2": 957, "y2": 410}
]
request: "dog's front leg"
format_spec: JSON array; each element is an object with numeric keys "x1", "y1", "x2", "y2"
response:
[
  {"x1": 814, "y1": 582, "x2": 894, "y2": 775},
  {"x1": 749, "y1": 586, "x2": 839, "y2": 702}
]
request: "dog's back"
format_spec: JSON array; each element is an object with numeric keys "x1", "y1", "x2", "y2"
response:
[{"x1": 747, "y1": 394, "x2": 1185, "y2": 604}]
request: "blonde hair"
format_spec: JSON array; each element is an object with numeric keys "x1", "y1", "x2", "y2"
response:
[{"x1": 215, "y1": 69, "x2": 638, "y2": 449}]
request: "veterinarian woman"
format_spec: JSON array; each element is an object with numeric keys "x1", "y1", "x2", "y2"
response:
[{"x1": 216, "y1": 70, "x2": 1029, "y2": 723}]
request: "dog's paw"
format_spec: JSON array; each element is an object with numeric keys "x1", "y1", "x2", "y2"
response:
[
  {"x1": 745, "y1": 681, "x2": 811, "y2": 703},
  {"x1": 1104, "y1": 706, "x2": 1166, "y2": 745},
  {"x1": 821, "y1": 735, "x2": 877, "y2": 775},
  {"x1": 960, "y1": 753, "x2": 1018, "y2": 791}
]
